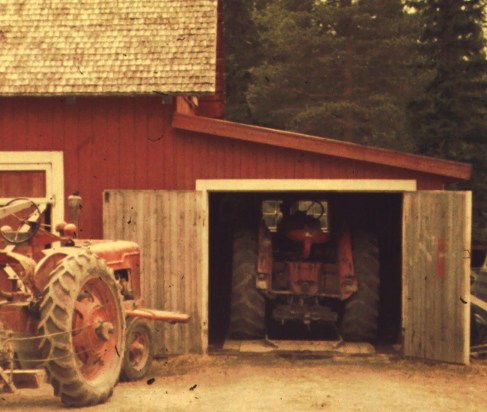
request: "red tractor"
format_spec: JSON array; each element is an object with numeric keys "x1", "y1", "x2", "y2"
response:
[
  {"x1": 0, "y1": 198, "x2": 189, "y2": 406},
  {"x1": 228, "y1": 198, "x2": 380, "y2": 342}
]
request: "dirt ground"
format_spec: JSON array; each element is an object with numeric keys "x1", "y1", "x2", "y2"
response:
[{"x1": 2, "y1": 351, "x2": 487, "y2": 412}]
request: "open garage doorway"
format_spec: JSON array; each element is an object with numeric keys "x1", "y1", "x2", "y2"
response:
[{"x1": 199, "y1": 180, "x2": 412, "y2": 352}]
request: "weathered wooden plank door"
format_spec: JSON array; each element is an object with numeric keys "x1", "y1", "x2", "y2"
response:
[
  {"x1": 103, "y1": 190, "x2": 205, "y2": 355},
  {"x1": 403, "y1": 191, "x2": 471, "y2": 364}
]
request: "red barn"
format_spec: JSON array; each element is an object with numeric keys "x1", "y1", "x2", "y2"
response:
[{"x1": 0, "y1": 0, "x2": 472, "y2": 363}]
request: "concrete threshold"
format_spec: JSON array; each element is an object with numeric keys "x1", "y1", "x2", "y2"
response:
[{"x1": 223, "y1": 339, "x2": 375, "y2": 355}]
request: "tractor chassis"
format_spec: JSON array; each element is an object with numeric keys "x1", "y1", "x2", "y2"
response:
[{"x1": 0, "y1": 198, "x2": 190, "y2": 405}]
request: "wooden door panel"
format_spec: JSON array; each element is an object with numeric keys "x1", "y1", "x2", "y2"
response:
[
  {"x1": 403, "y1": 191, "x2": 471, "y2": 364},
  {"x1": 103, "y1": 190, "x2": 204, "y2": 355}
]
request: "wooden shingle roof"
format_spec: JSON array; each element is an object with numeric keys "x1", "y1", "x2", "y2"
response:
[{"x1": 0, "y1": 0, "x2": 217, "y2": 95}]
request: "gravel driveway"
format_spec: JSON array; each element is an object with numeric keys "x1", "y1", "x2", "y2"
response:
[{"x1": 2, "y1": 352, "x2": 487, "y2": 411}]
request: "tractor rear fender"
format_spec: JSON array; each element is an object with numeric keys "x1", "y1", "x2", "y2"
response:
[{"x1": 0, "y1": 250, "x2": 36, "y2": 298}]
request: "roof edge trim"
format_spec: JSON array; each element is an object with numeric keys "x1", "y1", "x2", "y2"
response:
[{"x1": 172, "y1": 113, "x2": 472, "y2": 180}]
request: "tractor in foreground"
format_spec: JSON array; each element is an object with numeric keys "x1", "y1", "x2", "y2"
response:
[
  {"x1": 228, "y1": 197, "x2": 380, "y2": 342},
  {"x1": 0, "y1": 197, "x2": 189, "y2": 406}
]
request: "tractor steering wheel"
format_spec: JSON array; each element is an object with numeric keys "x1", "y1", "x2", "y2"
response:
[
  {"x1": 0, "y1": 198, "x2": 42, "y2": 244},
  {"x1": 304, "y1": 201, "x2": 325, "y2": 219}
]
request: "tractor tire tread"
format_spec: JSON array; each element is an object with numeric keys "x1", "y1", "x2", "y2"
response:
[
  {"x1": 229, "y1": 230, "x2": 265, "y2": 339},
  {"x1": 340, "y1": 232, "x2": 380, "y2": 342},
  {"x1": 38, "y1": 251, "x2": 124, "y2": 407}
]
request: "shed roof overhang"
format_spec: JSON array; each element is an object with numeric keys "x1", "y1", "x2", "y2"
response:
[{"x1": 172, "y1": 112, "x2": 472, "y2": 182}]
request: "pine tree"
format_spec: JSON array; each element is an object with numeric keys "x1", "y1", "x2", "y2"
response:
[
  {"x1": 244, "y1": 0, "x2": 420, "y2": 151},
  {"x1": 223, "y1": 0, "x2": 261, "y2": 122},
  {"x1": 408, "y1": 0, "x2": 487, "y2": 158},
  {"x1": 408, "y1": 0, "x2": 487, "y2": 241}
]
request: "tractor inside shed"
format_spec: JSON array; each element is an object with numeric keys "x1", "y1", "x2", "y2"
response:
[{"x1": 208, "y1": 190, "x2": 403, "y2": 350}]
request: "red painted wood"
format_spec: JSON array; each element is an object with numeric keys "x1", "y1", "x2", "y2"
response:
[
  {"x1": 118, "y1": 99, "x2": 137, "y2": 189},
  {"x1": 0, "y1": 171, "x2": 46, "y2": 197},
  {"x1": 172, "y1": 113, "x2": 471, "y2": 180},
  {"x1": 0, "y1": 97, "x2": 457, "y2": 239}
]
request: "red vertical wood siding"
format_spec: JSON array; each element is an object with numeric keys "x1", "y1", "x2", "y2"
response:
[{"x1": 0, "y1": 97, "x2": 447, "y2": 238}]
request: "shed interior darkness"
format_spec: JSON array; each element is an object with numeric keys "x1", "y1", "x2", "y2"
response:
[{"x1": 208, "y1": 191, "x2": 403, "y2": 349}]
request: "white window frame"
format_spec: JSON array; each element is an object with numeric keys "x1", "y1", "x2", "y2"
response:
[{"x1": 0, "y1": 151, "x2": 64, "y2": 226}]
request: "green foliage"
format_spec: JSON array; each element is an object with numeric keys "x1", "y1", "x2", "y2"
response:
[
  {"x1": 223, "y1": 0, "x2": 261, "y2": 122},
  {"x1": 223, "y1": 0, "x2": 487, "y2": 241},
  {"x1": 408, "y1": 0, "x2": 486, "y2": 155},
  {"x1": 242, "y1": 0, "x2": 420, "y2": 151},
  {"x1": 407, "y1": 0, "x2": 487, "y2": 241}
]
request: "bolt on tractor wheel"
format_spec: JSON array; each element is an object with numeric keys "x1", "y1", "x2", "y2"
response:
[
  {"x1": 340, "y1": 232, "x2": 380, "y2": 342},
  {"x1": 38, "y1": 251, "x2": 125, "y2": 407},
  {"x1": 228, "y1": 229, "x2": 266, "y2": 339},
  {"x1": 120, "y1": 318, "x2": 154, "y2": 381}
]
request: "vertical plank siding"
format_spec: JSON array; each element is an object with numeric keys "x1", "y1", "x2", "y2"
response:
[
  {"x1": 402, "y1": 191, "x2": 471, "y2": 364},
  {"x1": 103, "y1": 190, "x2": 203, "y2": 355},
  {"x1": 0, "y1": 97, "x2": 172, "y2": 238},
  {"x1": 0, "y1": 97, "x2": 448, "y2": 239}
]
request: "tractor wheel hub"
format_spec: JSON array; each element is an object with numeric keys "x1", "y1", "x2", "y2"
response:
[{"x1": 95, "y1": 321, "x2": 114, "y2": 341}]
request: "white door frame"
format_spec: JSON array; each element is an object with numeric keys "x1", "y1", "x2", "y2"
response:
[
  {"x1": 0, "y1": 151, "x2": 64, "y2": 225},
  {"x1": 196, "y1": 179, "x2": 417, "y2": 353}
]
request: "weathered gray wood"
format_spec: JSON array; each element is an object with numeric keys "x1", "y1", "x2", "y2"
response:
[
  {"x1": 103, "y1": 190, "x2": 203, "y2": 355},
  {"x1": 402, "y1": 191, "x2": 471, "y2": 364}
]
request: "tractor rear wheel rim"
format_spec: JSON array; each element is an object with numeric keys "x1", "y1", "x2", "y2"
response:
[{"x1": 72, "y1": 278, "x2": 121, "y2": 380}]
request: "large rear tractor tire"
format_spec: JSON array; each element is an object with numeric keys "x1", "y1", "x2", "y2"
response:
[
  {"x1": 38, "y1": 251, "x2": 125, "y2": 406},
  {"x1": 340, "y1": 232, "x2": 380, "y2": 342},
  {"x1": 120, "y1": 318, "x2": 153, "y2": 381},
  {"x1": 228, "y1": 230, "x2": 266, "y2": 339}
]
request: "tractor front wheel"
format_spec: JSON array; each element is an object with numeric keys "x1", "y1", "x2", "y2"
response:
[
  {"x1": 38, "y1": 251, "x2": 125, "y2": 406},
  {"x1": 120, "y1": 318, "x2": 154, "y2": 381}
]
